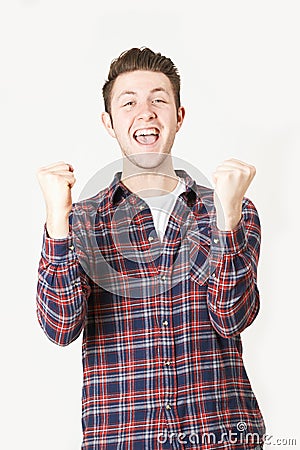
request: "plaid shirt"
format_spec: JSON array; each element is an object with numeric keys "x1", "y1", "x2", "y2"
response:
[{"x1": 36, "y1": 169, "x2": 266, "y2": 450}]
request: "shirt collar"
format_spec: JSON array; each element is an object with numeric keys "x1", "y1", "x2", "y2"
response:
[{"x1": 108, "y1": 169, "x2": 198, "y2": 207}]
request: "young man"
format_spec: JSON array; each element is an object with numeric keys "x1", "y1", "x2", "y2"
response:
[{"x1": 36, "y1": 47, "x2": 266, "y2": 449}]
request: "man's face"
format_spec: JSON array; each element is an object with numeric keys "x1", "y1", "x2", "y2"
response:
[{"x1": 101, "y1": 70, "x2": 185, "y2": 169}]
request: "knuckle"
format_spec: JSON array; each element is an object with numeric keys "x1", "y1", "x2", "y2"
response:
[{"x1": 37, "y1": 166, "x2": 45, "y2": 176}]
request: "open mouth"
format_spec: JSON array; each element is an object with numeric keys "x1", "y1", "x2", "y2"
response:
[{"x1": 133, "y1": 127, "x2": 160, "y2": 145}]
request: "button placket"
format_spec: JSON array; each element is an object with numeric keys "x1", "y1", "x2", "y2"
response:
[
  {"x1": 153, "y1": 225, "x2": 181, "y2": 435},
  {"x1": 158, "y1": 271, "x2": 179, "y2": 426},
  {"x1": 135, "y1": 200, "x2": 160, "y2": 250},
  {"x1": 211, "y1": 272, "x2": 219, "y2": 281}
]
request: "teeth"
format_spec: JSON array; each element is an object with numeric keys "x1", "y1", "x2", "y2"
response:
[{"x1": 134, "y1": 128, "x2": 159, "y2": 137}]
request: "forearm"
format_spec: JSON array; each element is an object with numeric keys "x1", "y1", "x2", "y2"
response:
[
  {"x1": 46, "y1": 211, "x2": 70, "y2": 239},
  {"x1": 36, "y1": 226, "x2": 91, "y2": 346},
  {"x1": 207, "y1": 249, "x2": 260, "y2": 338},
  {"x1": 207, "y1": 197, "x2": 261, "y2": 338}
]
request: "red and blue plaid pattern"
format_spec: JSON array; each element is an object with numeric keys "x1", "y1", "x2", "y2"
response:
[{"x1": 36, "y1": 169, "x2": 266, "y2": 449}]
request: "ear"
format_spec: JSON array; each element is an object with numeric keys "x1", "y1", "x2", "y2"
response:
[
  {"x1": 176, "y1": 106, "x2": 185, "y2": 132},
  {"x1": 101, "y1": 112, "x2": 116, "y2": 138}
]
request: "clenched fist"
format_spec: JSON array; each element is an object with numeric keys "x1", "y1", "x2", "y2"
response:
[
  {"x1": 37, "y1": 161, "x2": 76, "y2": 238},
  {"x1": 212, "y1": 158, "x2": 256, "y2": 231}
]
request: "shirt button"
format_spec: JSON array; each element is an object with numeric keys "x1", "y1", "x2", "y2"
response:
[
  {"x1": 166, "y1": 404, "x2": 172, "y2": 410},
  {"x1": 148, "y1": 236, "x2": 154, "y2": 242},
  {"x1": 69, "y1": 245, "x2": 74, "y2": 251},
  {"x1": 165, "y1": 360, "x2": 171, "y2": 366},
  {"x1": 139, "y1": 204, "x2": 145, "y2": 210},
  {"x1": 160, "y1": 274, "x2": 166, "y2": 281},
  {"x1": 129, "y1": 196, "x2": 137, "y2": 205},
  {"x1": 162, "y1": 320, "x2": 168, "y2": 326},
  {"x1": 213, "y1": 238, "x2": 219, "y2": 244}
]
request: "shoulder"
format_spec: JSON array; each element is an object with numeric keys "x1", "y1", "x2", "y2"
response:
[
  {"x1": 72, "y1": 185, "x2": 110, "y2": 213},
  {"x1": 68, "y1": 186, "x2": 111, "y2": 231}
]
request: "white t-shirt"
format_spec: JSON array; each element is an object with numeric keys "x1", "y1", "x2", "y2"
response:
[{"x1": 139, "y1": 177, "x2": 186, "y2": 241}]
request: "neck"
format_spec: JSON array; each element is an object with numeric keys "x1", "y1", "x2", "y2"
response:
[{"x1": 120, "y1": 154, "x2": 179, "y2": 197}]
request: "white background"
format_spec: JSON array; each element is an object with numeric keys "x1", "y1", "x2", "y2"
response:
[{"x1": 1, "y1": 0, "x2": 299, "y2": 449}]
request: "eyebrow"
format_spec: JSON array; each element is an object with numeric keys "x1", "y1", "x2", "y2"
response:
[{"x1": 116, "y1": 87, "x2": 170, "y2": 101}]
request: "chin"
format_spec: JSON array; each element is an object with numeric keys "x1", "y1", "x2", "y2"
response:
[{"x1": 125, "y1": 151, "x2": 169, "y2": 170}]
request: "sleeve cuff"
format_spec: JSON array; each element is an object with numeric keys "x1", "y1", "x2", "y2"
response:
[
  {"x1": 41, "y1": 224, "x2": 76, "y2": 263},
  {"x1": 210, "y1": 216, "x2": 247, "y2": 257}
]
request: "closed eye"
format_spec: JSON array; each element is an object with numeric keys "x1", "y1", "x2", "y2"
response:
[
  {"x1": 123, "y1": 101, "x2": 134, "y2": 107},
  {"x1": 122, "y1": 99, "x2": 166, "y2": 107}
]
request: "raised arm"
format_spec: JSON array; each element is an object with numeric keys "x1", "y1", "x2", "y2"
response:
[
  {"x1": 36, "y1": 162, "x2": 91, "y2": 346},
  {"x1": 207, "y1": 158, "x2": 261, "y2": 337}
]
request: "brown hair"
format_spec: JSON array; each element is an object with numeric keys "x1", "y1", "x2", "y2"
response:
[{"x1": 102, "y1": 47, "x2": 181, "y2": 117}]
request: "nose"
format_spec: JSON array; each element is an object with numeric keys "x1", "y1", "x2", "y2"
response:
[{"x1": 137, "y1": 104, "x2": 157, "y2": 120}]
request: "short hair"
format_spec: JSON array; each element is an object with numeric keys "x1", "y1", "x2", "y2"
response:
[{"x1": 102, "y1": 47, "x2": 181, "y2": 117}]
